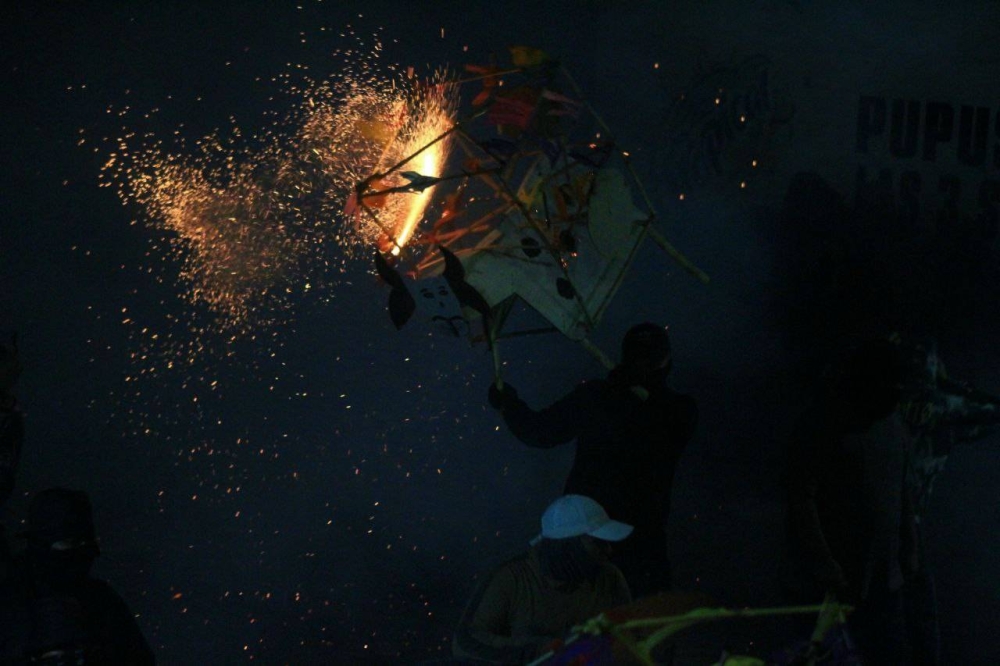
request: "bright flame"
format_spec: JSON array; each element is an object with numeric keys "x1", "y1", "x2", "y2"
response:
[
  {"x1": 99, "y1": 32, "x2": 419, "y2": 335},
  {"x1": 97, "y1": 32, "x2": 456, "y2": 341},
  {"x1": 397, "y1": 140, "x2": 446, "y2": 247},
  {"x1": 370, "y1": 78, "x2": 456, "y2": 252}
]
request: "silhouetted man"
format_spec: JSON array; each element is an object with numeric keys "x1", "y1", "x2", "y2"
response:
[
  {"x1": 0, "y1": 488, "x2": 155, "y2": 664},
  {"x1": 787, "y1": 339, "x2": 918, "y2": 665},
  {"x1": 489, "y1": 323, "x2": 697, "y2": 597}
]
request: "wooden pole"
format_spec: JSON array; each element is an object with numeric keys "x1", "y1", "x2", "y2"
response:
[
  {"x1": 491, "y1": 335, "x2": 503, "y2": 390},
  {"x1": 448, "y1": 67, "x2": 523, "y2": 86},
  {"x1": 645, "y1": 226, "x2": 710, "y2": 284}
]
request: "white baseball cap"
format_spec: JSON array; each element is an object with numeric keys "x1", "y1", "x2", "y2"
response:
[{"x1": 530, "y1": 495, "x2": 633, "y2": 546}]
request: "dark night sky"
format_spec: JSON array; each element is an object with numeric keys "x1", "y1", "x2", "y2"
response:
[{"x1": 2, "y1": 2, "x2": 999, "y2": 663}]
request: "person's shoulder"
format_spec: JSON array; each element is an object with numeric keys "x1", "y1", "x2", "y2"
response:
[
  {"x1": 664, "y1": 388, "x2": 696, "y2": 410},
  {"x1": 660, "y1": 388, "x2": 697, "y2": 428},
  {"x1": 594, "y1": 561, "x2": 629, "y2": 595},
  {"x1": 496, "y1": 550, "x2": 532, "y2": 569},
  {"x1": 81, "y1": 576, "x2": 116, "y2": 591},
  {"x1": 470, "y1": 551, "x2": 538, "y2": 603},
  {"x1": 487, "y1": 551, "x2": 534, "y2": 584},
  {"x1": 555, "y1": 378, "x2": 606, "y2": 406},
  {"x1": 78, "y1": 577, "x2": 134, "y2": 610},
  {"x1": 596, "y1": 560, "x2": 627, "y2": 583}
]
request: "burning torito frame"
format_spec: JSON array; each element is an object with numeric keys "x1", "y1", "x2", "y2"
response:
[{"x1": 350, "y1": 47, "x2": 709, "y2": 375}]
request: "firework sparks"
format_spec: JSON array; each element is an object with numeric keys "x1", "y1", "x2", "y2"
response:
[
  {"x1": 93, "y1": 29, "x2": 464, "y2": 452},
  {"x1": 100, "y1": 34, "x2": 454, "y2": 337},
  {"x1": 116, "y1": 147, "x2": 305, "y2": 328}
]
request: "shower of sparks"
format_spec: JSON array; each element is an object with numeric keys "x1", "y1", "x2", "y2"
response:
[
  {"x1": 100, "y1": 34, "x2": 455, "y2": 338},
  {"x1": 90, "y1": 26, "x2": 461, "y2": 462},
  {"x1": 107, "y1": 143, "x2": 308, "y2": 329}
]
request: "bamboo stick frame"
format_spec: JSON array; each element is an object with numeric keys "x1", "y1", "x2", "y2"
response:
[{"x1": 357, "y1": 59, "x2": 711, "y2": 378}]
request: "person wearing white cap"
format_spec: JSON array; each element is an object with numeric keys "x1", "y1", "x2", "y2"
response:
[{"x1": 453, "y1": 495, "x2": 632, "y2": 664}]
